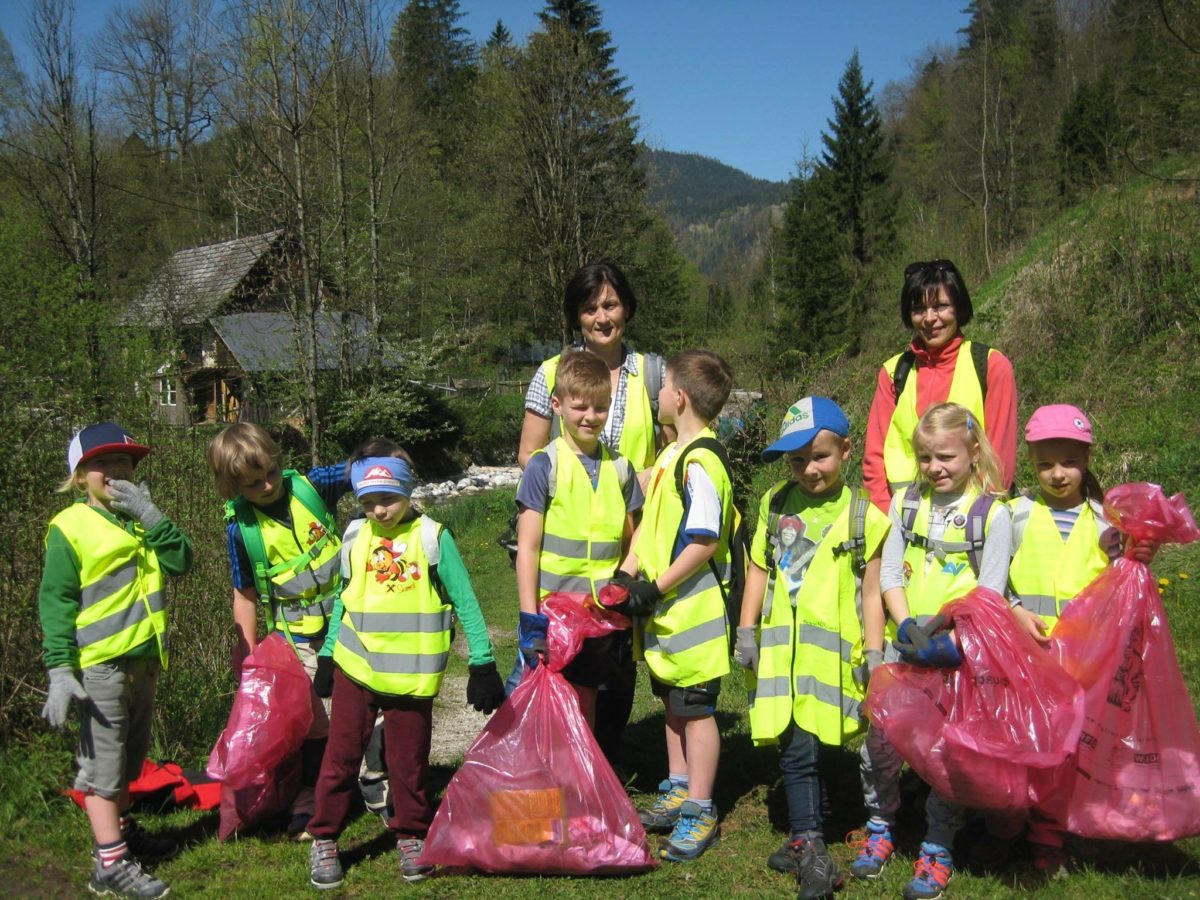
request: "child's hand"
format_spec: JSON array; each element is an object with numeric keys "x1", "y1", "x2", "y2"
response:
[
  {"x1": 610, "y1": 571, "x2": 661, "y2": 616},
  {"x1": 467, "y1": 662, "x2": 505, "y2": 714},
  {"x1": 41, "y1": 667, "x2": 88, "y2": 729},
  {"x1": 1011, "y1": 604, "x2": 1051, "y2": 645},
  {"x1": 1125, "y1": 538, "x2": 1160, "y2": 564},
  {"x1": 107, "y1": 479, "x2": 165, "y2": 528},
  {"x1": 865, "y1": 649, "x2": 884, "y2": 682},
  {"x1": 896, "y1": 615, "x2": 962, "y2": 668},
  {"x1": 733, "y1": 626, "x2": 759, "y2": 671}
]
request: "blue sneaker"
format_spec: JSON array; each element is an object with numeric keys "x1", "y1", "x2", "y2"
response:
[
  {"x1": 639, "y1": 779, "x2": 688, "y2": 832},
  {"x1": 903, "y1": 842, "x2": 953, "y2": 900},
  {"x1": 848, "y1": 819, "x2": 895, "y2": 879},
  {"x1": 658, "y1": 801, "x2": 719, "y2": 861}
]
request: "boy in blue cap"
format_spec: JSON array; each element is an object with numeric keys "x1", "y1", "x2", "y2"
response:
[{"x1": 734, "y1": 397, "x2": 890, "y2": 899}]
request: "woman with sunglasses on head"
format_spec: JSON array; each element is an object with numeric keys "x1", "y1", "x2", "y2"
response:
[{"x1": 862, "y1": 259, "x2": 1018, "y2": 513}]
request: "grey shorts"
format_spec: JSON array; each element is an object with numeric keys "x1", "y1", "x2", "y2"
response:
[
  {"x1": 649, "y1": 673, "x2": 721, "y2": 717},
  {"x1": 75, "y1": 657, "x2": 160, "y2": 799}
]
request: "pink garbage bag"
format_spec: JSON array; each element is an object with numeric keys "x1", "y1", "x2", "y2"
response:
[
  {"x1": 420, "y1": 593, "x2": 656, "y2": 874},
  {"x1": 206, "y1": 633, "x2": 316, "y2": 840},
  {"x1": 1046, "y1": 483, "x2": 1200, "y2": 841},
  {"x1": 866, "y1": 587, "x2": 1084, "y2": 812}
]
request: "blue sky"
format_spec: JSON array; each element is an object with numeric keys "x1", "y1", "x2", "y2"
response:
[{"x1": 1, "y1": 1, "x2": 971, "y2": 183}]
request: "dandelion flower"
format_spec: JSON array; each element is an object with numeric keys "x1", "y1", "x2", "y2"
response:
[
  {"x1": 1158, "y1": 577, "x2": 1170, "y2": 588},
  {"x1": 1179, "y1": 572, "x2": 1190, "y2": 580}
]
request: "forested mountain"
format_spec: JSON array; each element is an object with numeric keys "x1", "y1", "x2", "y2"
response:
[{"x1": 645, "y1": 148, "x2": 785, "y2": 283}]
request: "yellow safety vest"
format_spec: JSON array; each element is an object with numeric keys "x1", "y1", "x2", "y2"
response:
[
  {"x1": 891, "y1": 486, "x2": 1003, "y2": 636},
  {"x1": 250, "y1": 478, "x2": 341, "y2": 637},
  {"x1": 542, "y1": 351, "x2": 658, "y2": 470},
  {"x1": 533, "y1": 438, "x2": 630, "y2": 602},
  {"x1": 636, "y1": 430, "x2": 733, "y2": 688},
  {"x1": 881, "y1": 341, "x2": 990, "y2": 494},
  {"x1": 51, "y1": 504, "x2": 167, "y2": 669},
  {"x1": 1007, "y1": 495, "x2": 1109, "y2": 632},
  {"x1": 748, "y1": 483, "x2": 888, "y2": 747},
  {"x1": 334, "y1": 515, "x2": 452, "y2": 697}
]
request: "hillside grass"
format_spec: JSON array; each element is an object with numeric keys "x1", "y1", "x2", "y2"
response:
[{"x1": 7, "y1": 490, "x2": 1200, "y2": 898}]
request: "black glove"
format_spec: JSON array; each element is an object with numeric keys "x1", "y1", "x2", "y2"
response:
[
  {"x1": 895, "y1": 613, "x2": 961, "y2": 668},
  {"x1": 467, "y1": 662, "x2": 505, "y2": 714},
  {"x1": 610, "y1": 570, "x2": 662, "y2": 616},
  {"x1": 313, "y1": 655, "x2": 335, "y2": 698}
]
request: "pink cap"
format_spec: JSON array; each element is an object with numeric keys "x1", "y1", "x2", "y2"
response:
[{"x1": 1025, "y1": 404, "x2": 1093, "y2": 444}]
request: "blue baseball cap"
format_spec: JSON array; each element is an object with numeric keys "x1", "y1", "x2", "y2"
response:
[{"x1": 761, "y1": 397, "x2": 850, "y2": 461}]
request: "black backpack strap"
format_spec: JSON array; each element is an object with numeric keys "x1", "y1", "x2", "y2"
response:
[
  {"x1": 672, "y1": 435, "x2": 737, "y2": 608},
  {"x1": 892, "y1": 349, "x2": 917, "y2": 400},
  {"x1": 969, "y1": 341, "x2": 991, "y2": 404}
]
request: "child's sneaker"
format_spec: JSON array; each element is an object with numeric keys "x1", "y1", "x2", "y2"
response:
[
  {"x1": 88, "y1": 855, "x2": 169, "y2": 898},
  {"x1": 1031, "y1": 842, "x2": 1069, "y2": 881},
  {"x1": 396, "y1": 838, "x2": 434, "y2": 883},
  {"x1": 767, "y1": 835, "x2": 801, "y2": 873},
  {"x1": 792, "y1": 835, "x2": 843, "y2": 900},
  {"x1": 847, "y1": 819, "x2": 894, "y2": 879},
  {"x1": 639, "y1": 779, "x2": 688, "y2": 832},
  {"x1": 658, "y1": 801, "x2": 719, "y2": 861},
  {"x1": 309, "y1": 839, "x2": 343, "y2": 891},
  {"x1": 121, "y1": 818, "x2": 179, "y2": 862},
  {"x1": 903, "y1": 842, "x2": 953, "y2": 900}
]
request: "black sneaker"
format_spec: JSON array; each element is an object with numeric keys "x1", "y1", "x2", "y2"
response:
[
  {"x1": 89, "y1": 856, "x2": 169, "y2": 898},
  {"x1": 768, "y1": 837, "x2": 800, "y2": 873},
  {"x1": 121, "y1": 818, "x2": 178, "y2": 863},
  {"x1": 794, "y1": 835, "x2": 843, "y2": 900}
]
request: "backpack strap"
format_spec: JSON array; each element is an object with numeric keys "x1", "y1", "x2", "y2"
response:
[
  {"x1": 893, "y1": 342, "x2": 990, "y2": 404},
  {"x1": 225, "y1": 496, "x2": 273, "y2": 604},
  {"x1": 831, "y1": 486, "x2": 872, "y2": 575},
  {"x1": 970, "y1": 341, "x2": 991, "y2": 404},
  {"x1": 1010, "y1": 492, "x2": 1036, "y2": 555},
  {"x1": 641, "y1": 351, "x2": 664, "y2": 416},
  {"x1": 962, "y1": 493, "x2": 995, "y2": 577},
  {"x1": 891, "y1": 349, "x2": 917, "y2": 400},
  {"x1": 897, "y1": 482, "x2": 923, "y2": 542},
  {"x1": 672, "y1": 435, "x2": 737, "y2": 603},
  {"x1": 543, "y1": 441, "x2": 560, "y2": 500},
  {"x1": 897, "y1": 484, "x2": 992, "y2": 576}
]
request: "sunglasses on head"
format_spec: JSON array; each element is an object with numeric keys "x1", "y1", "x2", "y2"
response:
[{"x1": 904, "y1": 259, "x2": 955, "y2": 277}]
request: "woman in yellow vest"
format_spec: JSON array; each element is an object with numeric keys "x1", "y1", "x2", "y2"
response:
[
  {"x1": 307, "y1": 441, "x2": 503, "y2": 891},
  {"x1": 515, "y1": 261, "x2": 665, "y2": 771},
  {"x1": 1003, "y1": 404, "x2": 1156, "y2": 879},
  {"x1": 866, "y1": 403, "x2": 1012, "y2": 900},
  {"x1": 38, "y1": 423, "x2": 193, "y2": 899},
  {"x1": 733, "y1": 397, "x2": 890, "y2": 896},
  {"x1": 862, "y1": 259, "x2": 1018, "y2": 514}
]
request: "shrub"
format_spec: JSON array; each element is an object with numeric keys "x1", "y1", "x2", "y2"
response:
[{"x1": 449, "y1": 393, "x2": 525, "y2": 466}]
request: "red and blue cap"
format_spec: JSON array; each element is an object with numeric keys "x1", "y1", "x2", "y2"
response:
[{"x1": 67, "y1": 422, "x2": 150, "y2": 473}]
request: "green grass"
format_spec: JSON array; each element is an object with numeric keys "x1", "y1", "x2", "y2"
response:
[{"x1": 9, "y1": 497, "x2": 1200, "y2": 897}]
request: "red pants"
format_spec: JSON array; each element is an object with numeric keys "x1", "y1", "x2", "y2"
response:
[{"x1": 308, "y1": 668, "x2": 433, "y2": 839}]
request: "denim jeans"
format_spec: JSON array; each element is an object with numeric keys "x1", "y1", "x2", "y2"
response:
[{"x1": 779, "y1": 724, "x2": 830, "y2": 834}]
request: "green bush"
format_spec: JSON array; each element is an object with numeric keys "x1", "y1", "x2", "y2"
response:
[{"x1": 449, "y1": 393, "x2": 525, "y2": 466}]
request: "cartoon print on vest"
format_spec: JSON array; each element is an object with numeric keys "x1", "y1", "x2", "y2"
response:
[
  {"x1": 902, "y1": 559, "x2": 913, "y2": 587},
  {"x1": 307, "y1": 520, "x2": 327, "y2": 545},
  {"x1": 368, "y1": 539, "x2": 422, "y2": 590},
  {"x1": 1107, "y1": 622, "x2": 1145, "y2": 712}
]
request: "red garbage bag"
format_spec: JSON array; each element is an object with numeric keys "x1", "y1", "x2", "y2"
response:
[
  {"x1": 419, "y1": 593, "x2": 656, "y2": 874},
  {"x1": 1046, "y1": 483, "x2": 1200, "y2": 841},
  {"x1": 866, "y1": 587, "x2": 1084, "y2": 812},
  {"x1": 206, "y1": 633, "x2": 316, "y2": 840}
]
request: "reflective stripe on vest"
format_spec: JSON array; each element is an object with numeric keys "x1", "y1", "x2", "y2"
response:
[
  {"x1": 1007, "y1": 495, "x2": 1108, "y2": 631},
  {"x1": 882, "y1": 341, "x2": 989, "y2": 493},
  {"x1": 636, "y1": 430, "x2": 733, "y2": 687},
  {"x1": 333, "y1": 515, "x2": 451, "y2": 696},
  {"x1": 748, "y1": 484, "x2": 869, "y2": 746},
  {"x1": 894, "y1": 487, "x2": 1002, "y2": 630},
  {"x1": 535, "y1": 438, "x2": 628, "y2": 601},
  {"x1": 51, "y1": 504, "x2": 167, "y2": 669},
  {"x1": 543, "y1": 351, "x2": 658, "y2": 470},
  {"x1": 253, "y1": 478, "x2": 341, "y2": 636}
]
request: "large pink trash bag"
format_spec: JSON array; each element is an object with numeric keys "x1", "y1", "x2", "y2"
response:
[
  {"x1": 419, "y1": 593, "x2": 657, "y2": 874},
  {"x1": 207, "y1": 632, "x2": 316, "y2": 840},
  {"x1": 1046, "y1": 483, "x2": 1200, "y2": 841},
  {"x1": 866, "y1": 587, "x2": 1084, "y2": 812}
]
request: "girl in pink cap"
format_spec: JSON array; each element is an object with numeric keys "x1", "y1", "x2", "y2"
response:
[{"x1": 1002, "y1": 403, "x2": 1155, "y2": 877}]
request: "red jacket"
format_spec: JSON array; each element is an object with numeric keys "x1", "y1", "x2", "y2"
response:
[{"x1": 863, "y1": 334, "x2": 1017, "y2": 512}]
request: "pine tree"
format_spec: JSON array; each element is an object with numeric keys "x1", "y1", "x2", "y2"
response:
[{"x1": 819, "y1": 50, "x2": 892, "y2": 268}]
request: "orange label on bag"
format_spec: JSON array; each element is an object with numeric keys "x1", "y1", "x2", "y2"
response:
[{"x1": 490, "y1": 787, "x2": 565, "y2": 845}]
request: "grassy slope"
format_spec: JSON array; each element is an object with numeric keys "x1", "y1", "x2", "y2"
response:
[{"x1": 8, "y1": 172, "x2": 1200, "y2": 895}]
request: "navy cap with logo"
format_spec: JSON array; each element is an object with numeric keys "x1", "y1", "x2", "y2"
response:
[
  {"x1": 67, "y1": 422, "x2": 150, "y2": 474},
  {"x1": 761, "y1": 397, "x2": 850, "y2": 462}
]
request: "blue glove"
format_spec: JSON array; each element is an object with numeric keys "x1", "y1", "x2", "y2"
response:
[
  {"x1": 518, "y1": 611, "x2": 549, "y2": 670},
  {"x1": 896, "y1": 614, "x2": 962, "y2": 668}
]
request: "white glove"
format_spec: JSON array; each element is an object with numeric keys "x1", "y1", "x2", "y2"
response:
[
  {"x1": 108, "y1": 480, "x2": 164, "y2": 529},
  {"x1": 41, "y1": 667, "x2": 88, "y2": 729}
]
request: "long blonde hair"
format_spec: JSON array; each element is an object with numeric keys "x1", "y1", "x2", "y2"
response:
[{"x1": 913, "y1": 402, "x2": 1006, "y2": 498}]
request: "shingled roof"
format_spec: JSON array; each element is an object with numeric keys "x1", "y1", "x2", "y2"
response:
[
  {"x1": 210, "y1": 312, "x2": 403, "y2": 372},
  {"x1": 124, "y1": 230, "x2": 285, "y2": 325}
]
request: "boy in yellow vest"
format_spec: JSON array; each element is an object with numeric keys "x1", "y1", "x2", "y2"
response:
[
  {"x1": 514, "y1": 350, "x2": 643, "y2": 726},
  {"x1": 39, "y1": 423, "x2": 193, "y2": 899},
  {"x1": 734, "y1": 397, "x2": 890, "y2": 898},
  {"x1": 207, "y1": 422, "x2": 349, "y2": 838},
  {"x1": 608, "y1": 349, "x2": 734, "y2": 862},
  {"x1": 306, "y1": 439, "x2": 503, "y2": 889}
]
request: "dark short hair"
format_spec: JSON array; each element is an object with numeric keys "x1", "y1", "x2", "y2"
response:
[
  {"x1": 563, "y1": 261, "x2": 637, "y2": 329},
  {"x1": 899, "y1": 259, "x2": 973, "y2": 329},
  {"x1": 667, "y1": 349, "x2": 733, "y2": 422}
]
